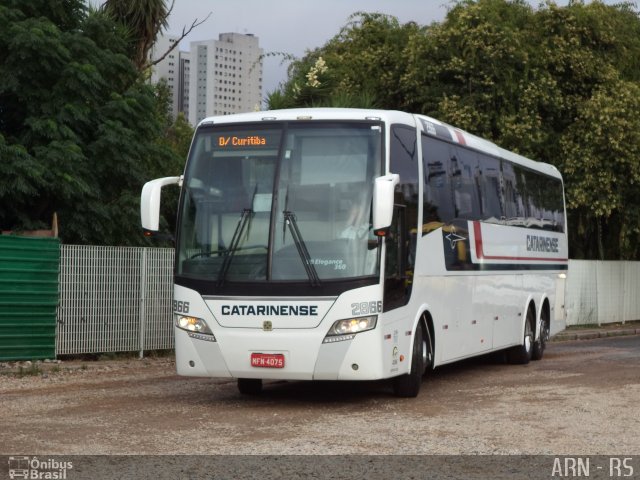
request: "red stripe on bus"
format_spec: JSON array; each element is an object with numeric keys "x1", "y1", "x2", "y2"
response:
[{"x1": 454, "y1": 129, "x2": 466, "y2": 145}]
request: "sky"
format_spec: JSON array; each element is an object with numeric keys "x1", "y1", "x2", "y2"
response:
[{"x1": 161, "y1": 0, "x2": 452, "y2": 95}]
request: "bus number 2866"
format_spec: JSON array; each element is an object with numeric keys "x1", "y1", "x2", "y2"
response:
[{"x1": 351, "y1": 301, "x2": 382, "y2": 316}]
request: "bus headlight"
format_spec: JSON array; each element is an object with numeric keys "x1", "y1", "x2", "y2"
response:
[
  {"x1": 175, "y1": 315, "x2": 214, "y2": 335},
  {"x1": 323, "y1": 315, "x2": 377, "y2": 343}
]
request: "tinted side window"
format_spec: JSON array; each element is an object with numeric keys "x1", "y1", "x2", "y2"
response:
[
  {"x1": 390, "y1": 126, "x2": 419, "y2": 225},
  {"x1": 502, "y1": 162, "x2": 526, "y2": 223},
  {"x1": 422, "y1": 135, "x2": 455, "y2": 232},
  {"x1": 522, "y1": 168, "x2": 565, "y2": 232},
  {"x1": 477, "y1": 154, "x2": 503, "y2": 222},
  {"x1": 543, "y1": 176, "x2": 565, "y2": 232},
  {"x1": 451, "y1": 147, "x2": 481, "y2": 221},
  {"x1": 421, "y1": 135, "x2": 565, "y2": 234},
  {"x1": 522, "y1": 168, "x2": 544, "y2": 223}
]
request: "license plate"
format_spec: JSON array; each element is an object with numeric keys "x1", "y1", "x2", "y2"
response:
[{"x1": 250, "y1": 353, "x2": 285, "y2": 368}]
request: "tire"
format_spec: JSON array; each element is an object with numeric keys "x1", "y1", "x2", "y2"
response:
[
  {"x1": 393, "y1": 321, "x2": 428, "y2": 398},
  {"x1": 508, "y1": 306, "x2": 535, "y2": 365},
  {"x1": 237, "y1": 378, "x2": 263, "y2": 395},
  {"x1": 532, "y1": 306, "x2": 550, "y2": 361}
]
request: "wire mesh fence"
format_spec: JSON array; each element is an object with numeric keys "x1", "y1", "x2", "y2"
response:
[{"x1": 57, "y1": 245, "x2": 174, "y2": 356}]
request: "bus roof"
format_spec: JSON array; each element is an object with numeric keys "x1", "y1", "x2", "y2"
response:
[
  {"x1": 197, "y1": 108, "x2": 562, "y2": 180},
  {"x1": 197, "y1": 108, "x2": 414, "y2": 126}
]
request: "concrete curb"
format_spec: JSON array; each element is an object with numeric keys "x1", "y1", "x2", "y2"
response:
[{"x1": 552, "y1": 328, "x2": 640, "y2": 342}]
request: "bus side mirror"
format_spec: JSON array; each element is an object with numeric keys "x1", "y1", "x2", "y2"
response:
[
  {"x1": 373, "y1": 174, "x2": 399, "y2": 235},
  {"x1": 140, "y1": 175, "x2": 182, "y2": 234}
]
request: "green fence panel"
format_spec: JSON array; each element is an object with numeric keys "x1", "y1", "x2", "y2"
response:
[{"x1": 0, "y1": 235, "x2": 60, "y2": 360}]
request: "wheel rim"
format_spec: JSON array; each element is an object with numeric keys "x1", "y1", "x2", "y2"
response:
[
  {"x1": 524, "y1": 311, "x2": 534, "y2": 353},
  {"x1": 421, "y1": 339, "x2": 428, "y2": 365},
  {"x1": 538, "y1": 318, "x2": 548, "y2": 347},
  {"x1": 543, "y1": 323, "x2": 550, "y2": 343}
]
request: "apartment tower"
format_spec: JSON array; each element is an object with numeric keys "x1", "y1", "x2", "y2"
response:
[
  {"x1": 151, "y1": 32, "x2": 263, "y2": 124},
  {"x1": 188, "y1": 33, "x2": 263, "y2": 125}
]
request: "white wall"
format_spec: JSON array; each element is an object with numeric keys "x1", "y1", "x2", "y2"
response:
[{"x1": 565, "y1": 260, "x2": 640, "y2": 326}]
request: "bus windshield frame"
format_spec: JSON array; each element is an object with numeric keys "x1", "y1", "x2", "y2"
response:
[{"x1": 175, "y1": 120, "x2": 384, "y2": 296}]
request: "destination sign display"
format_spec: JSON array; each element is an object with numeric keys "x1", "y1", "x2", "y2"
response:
[{"x1": 217, "y1": 135, "x2": 268, "y2": 147}]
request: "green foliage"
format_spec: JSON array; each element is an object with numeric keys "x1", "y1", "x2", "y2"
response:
[
  {"x1": 270, "y1": 1, "x2": 640, "y2": 260},
  {"x1": 403, "y1": 0, "x2": 535, "y2": 136},
  {"x1": 561, "y1": 80, "x2": 640, "y2": 259},
  {"x1": 267, "y1": 13, "x2": 419, "y2": 109},
  {"x1": 0, "y1": 1, "x2": 182, "y2": 245}
]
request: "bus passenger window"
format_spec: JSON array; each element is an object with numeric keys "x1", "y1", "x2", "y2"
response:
[
  {"x1": 477, "y1": 154, "x2": 503, "y2": 223},
  {"x1": 502, "y1": 162, "x2": 525, "y2": 224},
  {"x1": 451, "y1": 147, "x2": 481, "y2": 221},
  {"x1": 421, "y1": 135, "x2": 455, "y2": 232}
]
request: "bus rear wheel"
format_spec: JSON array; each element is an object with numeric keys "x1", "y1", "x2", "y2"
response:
[
  {"x1": 508, "y1": 306, "x2": 534, "y2": 365},
  {"x1": 237, "y1": 378, "x2": 263, "y2": 395},
  {"x1": 393, "y1": 322, "x2": 428, "y2": 398},
  {"x1": 532, "y1": 307, "x2": 550, "y2": 361}
]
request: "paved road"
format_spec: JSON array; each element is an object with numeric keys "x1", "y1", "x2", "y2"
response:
[{"x1": 1, "y1": 335, "x2": 638, "y2": 457}]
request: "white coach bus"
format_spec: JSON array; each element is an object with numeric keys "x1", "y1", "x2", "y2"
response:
[{"x1": 141, "y1": 108, "x2": 568, "y2": 397}]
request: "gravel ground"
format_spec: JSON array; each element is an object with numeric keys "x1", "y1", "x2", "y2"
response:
[{"x1": 1, "y1": 335, "x2": 639, "y2": 456}]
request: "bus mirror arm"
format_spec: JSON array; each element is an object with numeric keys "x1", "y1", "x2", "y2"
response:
[
  {"x1": 143, "y1": 230, "x2": 175, "y2": 243},
  {"x1": 373, "y1": 174, "x2": 399, "y2": 235},
  {"x1": 140, "y1": 175, "x2": 182, "y2": 233}
]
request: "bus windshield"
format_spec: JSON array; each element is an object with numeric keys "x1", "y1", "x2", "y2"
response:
[{"x1": 176, "y1": 121, "x2": 383, "y2": 285}]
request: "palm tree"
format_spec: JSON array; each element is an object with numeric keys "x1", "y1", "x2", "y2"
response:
[{"x1": 102, "y1": 0, "x2": 169, "y2": 71}]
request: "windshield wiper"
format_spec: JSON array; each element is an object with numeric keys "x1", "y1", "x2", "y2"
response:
[
  {"x1": 217, "y1": 208, "x2": 253, "y2": 287},
  {"x1": 283, "y1": 211, "x2": 321, "y2": 287}
]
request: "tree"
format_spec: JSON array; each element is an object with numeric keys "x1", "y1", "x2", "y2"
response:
[
  {"x1": 561, "y1": 80, "x2": 640, "y2": 260},
  {"x1": 101, "y1": 0, "x2": 211, "y2": 72},
  {"x1": 402, "y1": 0, "x2": 536, "y2": 139},
  {"x1": 101, "y1": 0, "x2": 169, "y2": 71},
  {"x1": 0, "y1": 0, "x2": 181, "y2": 245},
  {"x1": 266, "y1": 13, "x2": 420, "y2": 109}
]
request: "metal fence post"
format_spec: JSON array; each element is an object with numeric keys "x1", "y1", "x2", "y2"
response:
[{"x1": 139, "y1": 247, "x2": 148, "y2": 359}]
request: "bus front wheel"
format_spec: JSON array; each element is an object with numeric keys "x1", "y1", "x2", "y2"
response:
[
  {"x1": 238, "y1": 378, "x2": 263, "y2": 395},
  {"x1": 393, "y1": 322, "x2": 427, "y2": 398}
]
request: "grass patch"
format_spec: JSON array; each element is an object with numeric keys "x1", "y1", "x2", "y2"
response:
[
  {"x1": 144, "y1": 349, "x2": 174, "y2": 359},
  {"x1": 59, "y1": 349, "x2": 174, "y2": 362},
  {"x1": 17, "y1": 363, "x2": 42, "y2": 377}
]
